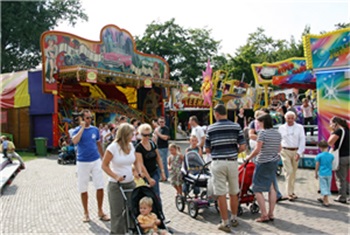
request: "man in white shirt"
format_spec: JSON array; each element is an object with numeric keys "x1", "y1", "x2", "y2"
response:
[
  {"x1": 189, "y1": 116, "x2": 205, "y2": 149},
  {"x1": 278, "y1": 111, "x2": 305, "y2": 201}
]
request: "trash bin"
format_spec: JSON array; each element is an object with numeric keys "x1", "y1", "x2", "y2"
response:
[{"x1": 34, "y1": 137, "x2": 48, "y2": 156}]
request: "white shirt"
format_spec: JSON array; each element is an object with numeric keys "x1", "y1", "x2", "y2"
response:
[
  {"x1": 101, "y1": 129, "x2": 110, "y2": 143},
  {"x1": 278, "y1": 123, "x2": 306, "y2": 156},
  {"x1": 301, "y1": 105, "x2": 313, "y2": 118},
  {"x1": 191, "y1": 125, "x2": 205, "y2": 147},
  {"x1": 106, "y1": 142, "x2": 135, "y2": 183}
]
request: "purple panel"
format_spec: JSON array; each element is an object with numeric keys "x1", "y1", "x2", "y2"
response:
[
  {"x1": 31, "y1": 115, "x2": 53, "y2": 148},
  {"x1": 28, "y1": 70, "x2": 54, "y2": 115}
]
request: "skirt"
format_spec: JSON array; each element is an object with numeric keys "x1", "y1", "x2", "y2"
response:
[{"x1": 252, "y1": 160, "x2": 279, "y2": 193}]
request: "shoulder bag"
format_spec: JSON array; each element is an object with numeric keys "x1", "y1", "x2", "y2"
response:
[{"x1": 330, "y1": 128, "x2": 345, "y2": 171}]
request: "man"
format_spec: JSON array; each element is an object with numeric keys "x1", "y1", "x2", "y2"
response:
[
  {"x1": 189, "y1": 116, "x2": 205, "y2": 150},
  {"x1": 0, "y1": 136, "x2": 25, "y2": 169},
  {"x1": 72, "y1": 109, "x2": 110, "y2": 223},
  {"x1": 285, "y1": 100, "x2": 298, "y2": 116},
  {"x1": 205, "y1": 104, "x2": 246, "y2": 233},
  {"x1": 155, "y1": 116, "x2": 170, "y2": 180},
  {"x1": 278, "y1": 111, "x2": 305, "y2": 201}
]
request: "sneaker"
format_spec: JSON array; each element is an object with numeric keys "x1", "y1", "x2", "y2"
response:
[
  {"x1": 231, "y1": 219, "x2": 239, "y2": 227},
  {"x1": 217, "y1": 223, "x2": 231, "y2": 233}
]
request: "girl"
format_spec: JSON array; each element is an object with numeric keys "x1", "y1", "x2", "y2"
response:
[
  {"x1": 168, "y1": 144, "x2": 184, "y2": 196},
  {"x1": 186, "y1": 135, "x2": 203, "y2": 158}
]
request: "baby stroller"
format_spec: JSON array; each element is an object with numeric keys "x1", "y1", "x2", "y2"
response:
[
  {"x1": 176, "y1": 151, "x2": 215, "y2": 218},
  {"x1": 57, "y1": 145, "x2": 76, "y2": 165},
  {"x1": 237, "y1": 161, "x2": 259, "y2": 216},
  {"x1": 123, "y1": 185, "x2": 170, "y2": 235}
]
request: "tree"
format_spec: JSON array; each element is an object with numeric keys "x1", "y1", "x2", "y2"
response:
[
  {"x1": 1, "y1": 0, "x2": 88, "y2": 73},
  {"x1": 335, "y1": 22, "x2": 350, "y2": 29},
  {"x1": 135, "y1": 18, "x2": 221, "y2": 91}
]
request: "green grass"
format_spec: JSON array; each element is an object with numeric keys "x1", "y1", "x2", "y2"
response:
[{"x1": 17, "y1": 152, "x2": 38, "y2": 162}]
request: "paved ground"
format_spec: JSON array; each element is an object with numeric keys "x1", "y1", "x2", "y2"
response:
[{"x1": 1, "y1": 141, "x2": 349, "y2": 234}]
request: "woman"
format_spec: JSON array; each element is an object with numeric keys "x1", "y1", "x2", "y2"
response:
[
  {"x1": 245, "y1": 114, "x2": 282, "y2": 222},
  {"x1": 235, "y1": 108, "x2": 246, "y2": 130},
  {"x1": 327, "y1": 116, "x2": 350, "y2": 204},
  {"x1": 135, "y1": 123, "x2": 166, "y2": 201},
  {"x1": 248, "y1": 110, "x2": 264, "y2": 151},
  {"x1": 101, "y1": 123, "x2": 143, "y2": 235},
  {"x1": 301, "y1": 98, "x2": 314, "y2": 135}
]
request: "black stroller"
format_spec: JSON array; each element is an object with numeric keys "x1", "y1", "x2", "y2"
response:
[
  {"x1": 120, "y1": 185, "x2": 170, "y2": 234},
  {"x1": 57, "y1": 145, "x2": 76, "y2": 165},
  {"x1": 175, "y1": 151, "x2": 216, "y2": 218}
]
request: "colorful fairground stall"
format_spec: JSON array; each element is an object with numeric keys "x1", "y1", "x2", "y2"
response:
[
  {"x1": 40, "y1": 24, "x2": 179, "y2": 147},
  {"x1": 303, "y1": 27, "x2": 350, "y2": 190}
]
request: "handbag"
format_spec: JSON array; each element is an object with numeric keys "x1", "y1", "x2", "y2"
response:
[{"x1": 330, "y1": 128, "x2": 345, "y2": 171}]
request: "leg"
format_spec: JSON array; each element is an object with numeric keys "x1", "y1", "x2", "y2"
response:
[
  {"x1": 268, "y1": 183, "x2": 277, "y2": 218},
  {"x1": 255, "y1": 192, "x2": 269, "y2": 220},
  {"x1": 229, "y1": 194, "x2": 238, "y2": 218},
  {"x1": 96, "y1": 189, "x2": 104, "y2": 217},
  {"x1": 81, "y1": 192, "x2": 89, "y2": 218},
  {"x1": 336, "y1": 157, "x2": 350, "y2": 201},
  {"x1": 12, "y1": 152, "x2": 25, "y2": 168},
  {"x1": 290, "y1": 152, "x2": 299, "y2": 196},
  {"x1": 217, "y1": 195, "x2": 229, "y2": 221},
  {"x1": 281, "y1": 150, "x2": 294, "y2": 196},
  {"x1": 159, "y1": 148, "x2": 169, "y2": 179}
]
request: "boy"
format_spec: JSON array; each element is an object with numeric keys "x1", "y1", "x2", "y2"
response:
[
  {"x1": 315, "y1": 140, "x2": 334, "y2": 207},
  {"x1": 137, "y1": 197, "x2": 170, "y2": 235}
]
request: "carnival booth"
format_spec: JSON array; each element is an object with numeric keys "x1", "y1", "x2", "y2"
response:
[
  {"x1": 303, "y1": 27, "x2": 350, "y2": 192},
  {"x1": 0, "y1": 71, "x2": 31, "y2": 149},
  {"x1": 39, "y1": 24, "x2": 179, "y2": 147}
]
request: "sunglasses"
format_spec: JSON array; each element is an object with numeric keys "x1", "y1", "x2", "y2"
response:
[{"x1": 141, "y1": 133, "x2": 152, "y2": 137}]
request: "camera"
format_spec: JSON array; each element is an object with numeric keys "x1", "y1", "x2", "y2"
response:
[{"x1": 72, "y1": 111, "x2": 83, "y2": 124}]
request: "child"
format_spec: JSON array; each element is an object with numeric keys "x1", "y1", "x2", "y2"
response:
[
  {"x1": 1, "y1": 136, "x2": 8, "y2": 159},
  {"x1": 137, "y1": 197, "x2": 170, "y2": 235},
  {"x1": 315, "y1": 140, "x2": 334, "y2": 207},
  {"x1": 184, "y1": 135, "x2": 201, "y2": 198},
  {"x1": 186, "y1": 135, "x2": 202, "y2": 158},
  {"x1": 168, "y1": 144, "x2": 184, "y2": 196}
]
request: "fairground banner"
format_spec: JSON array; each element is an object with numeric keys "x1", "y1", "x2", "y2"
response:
[
  {"x1": 40, "y1": 25, "x2": 170, "y2": 93},
  {"x1": 303, "y1": 27, "x2": 350, "y2": 70}
]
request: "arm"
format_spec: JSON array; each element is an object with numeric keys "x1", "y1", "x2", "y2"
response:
[
  {"x1": 200, "y1": 136, "x2": 205, "y2": 149},
  {"x1": 315, "y1": 162, "x2": 319, "y2": 179},
  {"x1": 156, "y1": 130, "x2": 169, "y2": 141},
  {"x1": 328, "y1": 134, "x2": 339, "y2": 148},
  {"x1": 296, "y1": 125, "x2": 306, "y2": 160},
  {"x1": 101, "y1": 150, "x2": 125, "y2": 182},
  {"x1": 97, "y1": 141, "x2": 104, "y2": 158},
  {"x1": 198, "y1": 147, "x2": 203, "y2": 158},
  {"x1": 155, "y1": 149, "x2": 166, "y2": 180},
  {"x1": 72, "y1": 118, "x2": 85, "y2": 145},
  {"x1": 246, "y1": 141, "x2": 262, "y2": 161},
  {"x1": 249, "y1": 129, "x2": 258, "y2": 141}
]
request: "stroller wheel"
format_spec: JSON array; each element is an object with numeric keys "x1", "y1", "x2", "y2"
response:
[
  {"x1": 250, "y1": 203, "x2": 260, "y2": 214},
  {"x1": 175, "y1": 195, "x2": 185, "y2": 212},
  {"x1": 238, "y1": 205, "x2": 243, "y2": 216},
  {"x1": 188, "y1": 201, "x2": 198, "y2": 218}
]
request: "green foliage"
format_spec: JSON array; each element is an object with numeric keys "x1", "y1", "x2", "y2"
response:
[
  {"x1": 335, "y1": 22, "x2": 350, "y2": 29},
  {"x1": 1, "y1": 0, "x2": 88, "y2": 73},
  {"x1": 135, "y1": 18, "x2": 221, "y2": 91}
]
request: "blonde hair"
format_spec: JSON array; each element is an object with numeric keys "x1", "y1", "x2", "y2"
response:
[
  {"x1": 254, "y1": 110, "x2": 264, "y2": 119},
  {"x1": 138, "y1": 123, "x2": 152, "y2": 135},
  {"x1": 139, "y1": 196, "x2": 153, "y2": 207},
  {"x1": 115, "y1": 123, "x2": 134, "y2": 154}
]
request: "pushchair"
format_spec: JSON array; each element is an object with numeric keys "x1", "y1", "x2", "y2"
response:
[
  {"x1": 237, "y1": 161, "x2": 259, "y2": 216},
  {"x1": 175, "y1": 151, "x2": 216, "y2": 218},
  {"x1": 120, "y1": 185, "x2": 169, "y2": 235},
  {"x1": 57, "y1": 145, "x2": 76, "y2": 165}
]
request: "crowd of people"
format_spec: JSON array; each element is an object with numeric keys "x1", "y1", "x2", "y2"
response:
[{"x1": 38, "y1": 101, "x2": 348, "y2": 234}]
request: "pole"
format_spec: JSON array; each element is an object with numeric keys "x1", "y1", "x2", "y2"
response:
[{"x1": 264, "y1": 84, "x2": 269, "y2": 108}]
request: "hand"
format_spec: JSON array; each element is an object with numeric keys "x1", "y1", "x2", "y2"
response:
[
  {"x1": 294, "y1": 153, "x2": 300, "y2": 161},
  {"x1": 79, "y1": 118, "x2": 86, "y2": 129},
  {"x1": 161, "y1": 172, "x2": 166, "y2": 181},
  {"x1": 115, "y1": 175, "x2": 125, "y2": 182},
  {"x1": 315, "y1": 173, "x2": 318, "y2": 179},
  {"x1": 148, "y1": 178, "x2": 156, "y2": 187}
]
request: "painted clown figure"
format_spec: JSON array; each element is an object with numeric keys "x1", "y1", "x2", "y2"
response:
[{"x1": 201, "y1": 59, "x2": 213, "y2": 106}]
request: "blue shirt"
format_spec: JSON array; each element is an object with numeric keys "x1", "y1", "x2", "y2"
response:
[
  {"x1": 73, "y1": 126, "x2": 101, "y2": 162},
  {"x1": 315, "y1": 152, "x2": 334, "y2": 177}
]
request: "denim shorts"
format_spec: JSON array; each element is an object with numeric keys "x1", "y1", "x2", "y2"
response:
[{"x1": 319, "y1": 175, "x2": 332, "y2": 196}]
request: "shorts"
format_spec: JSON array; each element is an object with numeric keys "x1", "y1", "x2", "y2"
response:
[
  {"x1": 211, "y1": 160, "x2": 239, "y2": 196},
  {"x1": 319, "y1": 175, "x2": 332, "y2": 196},
  {"x1": 77, "y1": 158, "x2": 104, "y2": 193}
]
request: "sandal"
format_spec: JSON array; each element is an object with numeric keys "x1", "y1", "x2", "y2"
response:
[
  {"x1": 99, "y1": 214, "x2": 110, "y2": 221},
  {"x1": 317, "y1": 198, "x2": 323, "y2": 203},
  {"x1": 255, "y1": 216, "x2": 270, "y2": 223},
  {"x1": 292, "y1": 193, "x2": 298, "y2": 199},
  {"x1": 268, "y1": 214, "x2": 274, "y2": 221},
  {"x1": 83, "y1": 214, "x2": 90, "y2": 223}
]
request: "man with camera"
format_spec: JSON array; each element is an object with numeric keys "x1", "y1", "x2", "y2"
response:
[{"x1": 72, "y1": 109, "x2": 110, "y2": 223}]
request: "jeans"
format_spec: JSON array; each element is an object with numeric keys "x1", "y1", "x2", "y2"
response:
[
  {"x1": 158, "y1": 148, "x2": 169, "y2": 179},
  {"x1": 146, "y1": 169, "x2": 162, "y2": 207}
]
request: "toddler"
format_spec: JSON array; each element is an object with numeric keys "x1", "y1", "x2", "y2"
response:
[
  {"x1": 137, "y1": 197, "x2": 170, "y2": 235},
  {"x1": 168, "y1": 144, "x2": 184, "y2": 196},
  {"x1": 315, "y1": 140, "x2": 334, "y2": 207},
  {"x1": 186, "y1": 135, "x2": 202, "y2": 158}
]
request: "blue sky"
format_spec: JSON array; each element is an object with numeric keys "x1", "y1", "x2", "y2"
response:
[{"x1": 55, "y1": 0, "x2": 349, "y2": 54}]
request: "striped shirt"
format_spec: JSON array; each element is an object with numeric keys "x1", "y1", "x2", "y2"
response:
[
  {"x1": 205, "y1": 119, "x2": 246, "y2": 160},
  {"x1": 256, "y1": 129, "x2": 281, "y2": 163}
]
